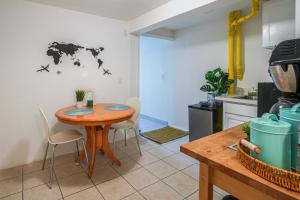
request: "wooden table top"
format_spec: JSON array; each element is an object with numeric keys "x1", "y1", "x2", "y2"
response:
[
  {"x1": 180, "y1": 126, "x2": 300, "y2": 200},
  {"x1": 55, "y1": 103, "x2": 135, "y2": 126}
]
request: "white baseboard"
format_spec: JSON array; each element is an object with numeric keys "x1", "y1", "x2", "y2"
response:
[
  {"x1": 168, "y1": 124, "x2": 189, "y2": 132},
  {"x1": 140, "y1": 114, "x2": 168, "y2": 125}
]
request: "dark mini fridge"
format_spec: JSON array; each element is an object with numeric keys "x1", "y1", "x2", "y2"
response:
[{"x1": 188, "y1": 102, "x2": 223, "y2": 142}]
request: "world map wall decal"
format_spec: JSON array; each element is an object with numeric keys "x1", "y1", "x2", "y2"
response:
[{"x1": 36, "y1": 42, "x2": 112, "y2": 76}]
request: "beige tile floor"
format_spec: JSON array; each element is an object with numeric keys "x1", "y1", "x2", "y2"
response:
[{"x1": 0, "y1": 135, "x2": 227, "y2": 200}]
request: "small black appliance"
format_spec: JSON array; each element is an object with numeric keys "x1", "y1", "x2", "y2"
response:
[
  {"x1": 188, "y1": 101, "x2": 222, "y2": 142},
  {"x1": 268, "y1": 39, "x2": 300, "y2": 114},
  {"x1": 257, "y1": 82, "x2": 281, "y2": 117}
]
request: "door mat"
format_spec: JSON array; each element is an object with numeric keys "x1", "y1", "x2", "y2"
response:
[{"x1": 142, "y1": 126, "x2": 188, "y2": 144}]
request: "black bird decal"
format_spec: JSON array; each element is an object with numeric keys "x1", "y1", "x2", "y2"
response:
[
  {"x1": 36, "y1": 64, "x2": 50, "y2": 72},
  {"x1": 103, "y1": 68, "x2": 112, "y2": 75}
]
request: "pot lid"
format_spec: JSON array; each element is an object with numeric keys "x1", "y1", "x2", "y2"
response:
[
  {"x1": 269, "y1": 39, "x2": 300, "y2": 66},
  {"x1": 250, "y1": 113, "x2": 291, "y2": 134},
  {"x1": 280, "y1": 103, "x2": 300, "y2": 121}
]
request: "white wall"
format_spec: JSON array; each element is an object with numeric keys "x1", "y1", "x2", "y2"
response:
[
  {"x1": 140, "y1": 37, "x2": 173, "y2": 121},
  {"x1": 296, "y1": 0, "x2": 300, "y2": 37},
  {"x1": 140, "y1": 12, "x2": 272, "y2": 131},
  {"x1": 129, "y1": 35, "x2": 141, "y2": 97},
  {"x1": 0, "y1": 0, "x2": 132, "y2": 169}
]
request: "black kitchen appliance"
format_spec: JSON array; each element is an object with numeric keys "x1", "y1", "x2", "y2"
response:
[
  {"x1": 188, "y1": 101, "x2": 222, "y2": 142},
  {"x1": 268, "y1": 39, "x2": 300, "y2": 114},
  {"x1": 257, "y1": 82, "x2": 281, "y2": 117}
]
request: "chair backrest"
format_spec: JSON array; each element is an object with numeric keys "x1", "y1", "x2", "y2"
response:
[
  {"x1": 126, "y1": 97, "x2": 140, "y2": 124},
  {"x1": 39, "y1": 108, "x2": 52, "y2": 141}
]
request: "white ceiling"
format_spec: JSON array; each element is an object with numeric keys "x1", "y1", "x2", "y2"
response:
[
  {"x1": 27, "y1": 0, "x2": 171, "y2": 21},
  {"x1": 162, "y1": 0, "x2": 251, "y2": 30}
]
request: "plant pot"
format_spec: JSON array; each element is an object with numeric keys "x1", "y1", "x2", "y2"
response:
[
  {"x1": 76, "y1": 101, "x2": 84, "y2": 108},
  {"x1": 207, "y1": 93, "x2": 216, "y2": 107}
]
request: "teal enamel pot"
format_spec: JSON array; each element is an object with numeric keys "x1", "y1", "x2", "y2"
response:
[
  {"x1": 250, "y1": 113, "x2": 291, "y2": 170},
  {"x1": 280, "y1": 103, "x2": 300, "y2": 170}
]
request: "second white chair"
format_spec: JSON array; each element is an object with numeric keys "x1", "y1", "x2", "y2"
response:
[
  {"x1": 39, "y1": 108, "x2": 89, "y2": 189},
  {"x1": 111, "y1": 97, "x2": 142, "y2": 155}
]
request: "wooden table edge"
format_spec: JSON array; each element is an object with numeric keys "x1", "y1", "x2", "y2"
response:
[{"x1": 55, "y1": 115, "x2": 133, "y2": 126}]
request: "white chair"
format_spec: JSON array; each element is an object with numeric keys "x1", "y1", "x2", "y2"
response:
[
  {"x1": 111, "y1": 97, "x2": 142, "y2": 155},
  {"x1": 39, "y1": 108, "x2": 88, "y2": 189}
]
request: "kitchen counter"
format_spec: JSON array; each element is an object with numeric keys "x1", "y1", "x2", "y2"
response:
[
  {"x1": 216, "y1": 95, "x2": 257, "y2": 106},
  {"x1": 180, "y1": 126, "x2": 300, "y2": 200},
  {"x1": 216, "y1": 95, "x2": 257, "y2": 129}
]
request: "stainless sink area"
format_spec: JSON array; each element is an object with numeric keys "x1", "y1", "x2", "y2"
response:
[{"x1": 232, "y1": 95, "x2": 257, "y2": 100}]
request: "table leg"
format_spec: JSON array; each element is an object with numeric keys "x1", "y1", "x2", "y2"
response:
[
  {"x1": 95, "y1": 126, "x2": 103, "y2": 150},
  {"x1": 101, "y1": 125, "x2": 121, "y2": 166},
  {"x1": 88, "y1": 126, "x2": 97, "y2": 177},
  {"x1": 200, "y1": 162, "x2": 213, "y2": 200}
]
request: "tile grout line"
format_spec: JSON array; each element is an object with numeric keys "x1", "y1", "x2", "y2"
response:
[
  {"x1": 53, "y1": 156, "x2": 93, "y2": 199},
  {"x1": 161, "y1": 176, "x2": 198, "y2": 199},
  {"x1": 124, "y1": 163, "x2": 183, "y2": 199},
  {"x1": 69, "y1": 137, "x2": 193, "y2": 199},
  {"x1": 120, "y1": 138, "x2": 197, "y2": 173},
  {"x1": 0, "y1": 135, "x2": 181, "y2": 175},
  {"x1": 110, "y1": 164, "x2": 147, "y2": 200},
  {"x1": 88, "y1": 156, "x2": 121, "y2": 200},
  {"x1": 63, "y1": 185, "x2": 96, "y2": 199},
  {"x1": 118, "y1": 137, "x2": 200, "y2": 199},
  {"x1": 140, "y1": 138, "x2": 226, "y2": 198},
  {"x1": 23, "y1": 163, "x2": 84, "y2": 195},
  {"x1": 0, "y1": 169, "x2": 24, "y2": 199},
  {"x1": 158, "y1": 167, "x2": 197, "y2": 198},
  {"x1": 26, "y1": 156, "x2": 199, "y2": 200},
  {"x1": 114, "y1": 145, "x2": 188, "y2": 199},
  {"x1": 21, "y1": 162, "x2": 76, "y2": 194},
  {"x1": 147, "y1": 144, "x2": 200, "y2": 198},
  {"x1": 55, "y1": 166, "x2": 95, "y2": 199},
  {"x1": 147, "y1": 144, "x2": 226, "y2": 197},
  {"x1": 90, "y1": 177, "x2": 107, "y2": 200},
  {"x1": 1, "y1": 136, "x2": 189, "y2": 200},
  {"x1": 54, "y1": 167, "x2": 65, "y2": 200},
  {"x1": 183, "y1": 190, "x2": 198, "y2": 200},
  {"x1": 0, "y1": 193, "x2": 21, "y2": 200},
  {"x1": 102, "y1": 156, "x2": 157, "y2": 200}
]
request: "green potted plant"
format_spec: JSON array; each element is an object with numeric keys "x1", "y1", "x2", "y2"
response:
[
  {"x1": 241, "y1": 122, "x2": 250, "y2": 140},
  {"x1": 75, "y1": 90, "x2": 85, "y2": 108},
  {"x1": 200, "y1": 67, "x2": 234, "y2": 106}
]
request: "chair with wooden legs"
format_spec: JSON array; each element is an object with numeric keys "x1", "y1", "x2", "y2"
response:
[
  {"x1": 111, "y1": 97, "x2": 142, "y2": 155},
  {"x1": 39, "y1": 108, "x2": 89, "y2": 189}
]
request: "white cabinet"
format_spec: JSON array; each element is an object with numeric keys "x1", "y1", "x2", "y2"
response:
[
  {"x1": 223, "y1": 102, "x2": 257, "y2": 129},
  {"x1": 224, "y1": 113, "x2": 253, "y2": 129},
  {"x1": 262, "y1": 0, "x2": 295, "y2": 49}
]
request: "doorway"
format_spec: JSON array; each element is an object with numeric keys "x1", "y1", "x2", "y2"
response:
[{"x1": 139, "y1": 36, "x2": 173, "y2": 133}]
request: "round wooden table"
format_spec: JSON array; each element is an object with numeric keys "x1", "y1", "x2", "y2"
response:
[{"x1": 55, "y1": 103, "x2": 135, "y2": 177}]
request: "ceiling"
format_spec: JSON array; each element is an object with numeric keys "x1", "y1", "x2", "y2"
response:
[
  {"x1": 27, "y1": 0, "x2": 171, "y2": 21},
  {"x1": 162, "y1": 0, "x2": 252, "y2": 31}
]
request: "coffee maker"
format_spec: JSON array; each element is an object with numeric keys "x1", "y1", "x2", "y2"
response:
[{"x1": 268, "y1": 39, "x2": 300, "y2": 114}]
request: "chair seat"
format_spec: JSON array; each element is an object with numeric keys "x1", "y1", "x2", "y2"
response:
[
  {"x1": 111, "y1": 120, "x2": 136, "y2": 130},
  {"x1": 49, "y1": 129, "x2": 83, "y2": 144}
]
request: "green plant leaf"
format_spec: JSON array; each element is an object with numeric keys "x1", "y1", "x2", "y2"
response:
[
  {"x1": 200, "y1": 84, "x2": 214, "y2": 92},
  {"x1": 241, "y1": 122, "x2": 250, "y2": 139},
  {"x1": 200, "y1": 67, "x2": 234, "y2": 95},
  {"x1": 75, "y1": 90, "x2": 85, "y2": 101}
]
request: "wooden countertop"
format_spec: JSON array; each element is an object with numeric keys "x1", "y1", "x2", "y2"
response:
[{"x1": 180, "y1": 126, "x2": 300, "y2": 200}]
